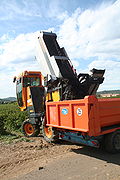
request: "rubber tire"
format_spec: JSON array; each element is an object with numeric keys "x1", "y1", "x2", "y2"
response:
[
  {"x1": 22, "y1": 120, "x2": 40, "y2": 137},
  {"x1": 42, "y1": 118, "x2": 57, "y2": 143},
  {"x1": 104, "y1": 130, "x2": 120, "y2": 153}
]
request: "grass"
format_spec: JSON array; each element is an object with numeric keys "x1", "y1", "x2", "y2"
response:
[
  {"x1": 0, "y1": 102, "x2": 27, "y2": 135},
  {"x1": 0, "y1": 131, "x2": 34, "y2": 144},
  {"x1": 0, "y1": 102, "x2": 29, "y2": 143}
]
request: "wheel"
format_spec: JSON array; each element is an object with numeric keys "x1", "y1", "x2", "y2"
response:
[
  {"x1": 104, "y1": 130, "x2": 120, "y2": 153},
  {"x1": 42, "y1": 118, "x2": 58, "y2": 143},
  {"x1": 22, "y1": 120, "x2": 40, "y2": 137}
]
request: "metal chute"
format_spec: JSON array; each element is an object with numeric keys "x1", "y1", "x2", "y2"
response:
[{"x1": 36, "y1": 31, "x2": 105, "y2": 100}]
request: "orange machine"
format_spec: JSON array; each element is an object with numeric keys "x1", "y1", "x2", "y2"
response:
[
  {"x1": 13, "y1": 71, "x2": 44, "y2": 110},
  {"x1": 13, "y1": 71, "x2": 45, "y2": 136},
  {"x1": 14, "y1": 32, "x2": 105, "y2": 138},
  {"x1": 43, "y1": 96, "x2": 120, "y2": 153},
  {"x1": 14, "y1": 32, "x2": 120, "y2": 153}
]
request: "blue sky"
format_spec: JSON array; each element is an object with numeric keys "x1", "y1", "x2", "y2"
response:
[{"x1": 0, "y1": 0, "x2": 120, "y2": 98}]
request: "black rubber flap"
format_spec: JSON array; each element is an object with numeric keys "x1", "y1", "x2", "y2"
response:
[{"x1": 30, "y1": 87, "x2": 44, "y2": 113}]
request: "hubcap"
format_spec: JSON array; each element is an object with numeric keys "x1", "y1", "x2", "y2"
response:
[
  {"x1": 24, "y1": 123, "x2": 34, "y2": 135},
  {"x1": 44, "y1": 126, "x2": 53, "y2": 138}
]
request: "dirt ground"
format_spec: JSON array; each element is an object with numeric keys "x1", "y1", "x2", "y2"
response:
[
  {"x1": 0, "y1": 137, "x2": 120, "y2": 180},
  {"x1": 0, "y1": 137, "x2": 78, "y2": 180}
]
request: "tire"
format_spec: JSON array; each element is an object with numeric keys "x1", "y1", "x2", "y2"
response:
[
  {"x1": 42, "y1": 118, "x2": 58, "y2": 143},
  {"x1": 22, "y1": 120, "x2": 40, "y2": 137},
  {"x1": 104, "y1": 130, "x2": 120, "y2": 153}
]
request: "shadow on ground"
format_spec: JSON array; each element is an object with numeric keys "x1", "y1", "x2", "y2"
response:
[{"x1": 71, "y1": 145, "x2": 120, "y2": 166}]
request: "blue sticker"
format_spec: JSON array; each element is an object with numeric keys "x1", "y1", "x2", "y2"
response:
[{"x1": 62, "y1": 108, "x2": 68, "y2": 115}]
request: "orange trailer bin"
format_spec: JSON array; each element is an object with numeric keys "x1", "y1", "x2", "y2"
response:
[
  {"x1": 43, "y1": 96, "x2": 120, "y2": 153},
  {"x1": 46, "y1": 95, "x2": 120, "y2": 136}
]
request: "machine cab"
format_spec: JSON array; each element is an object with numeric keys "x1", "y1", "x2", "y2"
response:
[{"x1": 13, "y1": 71, "x2": 44, "y2": 111}]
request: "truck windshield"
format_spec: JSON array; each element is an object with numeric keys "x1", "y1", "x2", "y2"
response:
[{"x1": 23, "y1": 77, "x2": 40, "y2": 87}]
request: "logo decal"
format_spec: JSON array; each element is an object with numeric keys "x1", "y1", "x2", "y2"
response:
[
  {"x1": 62, "y1": 108, "x2": 68, "y2": 115},
  {"x1": 77, "y1": 108, "x2": 83, "y2": 116}
]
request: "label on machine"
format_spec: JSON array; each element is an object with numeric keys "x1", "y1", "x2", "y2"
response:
[
  {"x1": 77, "y1": 108, "x2": 83, "y2": 116},
  {"x1": 61, "y1": 108, "x2": 69, "y2": 115}
]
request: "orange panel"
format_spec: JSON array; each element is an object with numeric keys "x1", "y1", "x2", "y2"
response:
[
  {"x1": 46, "y1": 96, "x2": 120, "y2": 137},
  {"x1": 46, "y1": 97, "x2": 90, "y2": 132},
  {"x1": 98, "y1": 98, "x2": 120, "y2": 127},
  {"x1": 72, "y1": 103, "x2": 88, "y2": 130},
  {"x1": 47, "y1": 105, "x2": 58, "y2": 125},
  {"x1": 58, "y1": 104, "x2": 72, "y2": 127}
]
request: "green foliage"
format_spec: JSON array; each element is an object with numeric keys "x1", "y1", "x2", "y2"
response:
[
  {"x1": 0, "y1": 103, "x2": 27, "y2": 135},
  {"x1": 0, "y1": 133, "x2": 33, "y2": 144}
]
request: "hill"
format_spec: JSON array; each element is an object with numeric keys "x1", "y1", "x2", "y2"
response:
[
  {"x1": 0, "y1": 97, "x2": 17, "y2": 104},
  {"x1": 97, "y1": 90, "x2": 120, "y2": 95}
]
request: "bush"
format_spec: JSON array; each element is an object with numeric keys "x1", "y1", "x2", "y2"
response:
[
  {"x1": 0, "y1": 103, "x2": 27, "y2": 135},
  {"x1": 0, "y1": 113, "x2": 6, "y2": 134}
]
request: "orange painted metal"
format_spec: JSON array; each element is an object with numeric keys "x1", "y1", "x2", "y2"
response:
[
  {"x1": 18, "y1": 71, "x2": 43, "y2": 111},
  {"x1": 46, "y1": 96, "x2": 120, "y2": 137}
]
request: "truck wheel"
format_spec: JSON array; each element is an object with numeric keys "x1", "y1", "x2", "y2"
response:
[
  {"x1": 22, "y1": 120, "x2": 40, "y2": 137},
  {"x1": 42, "y1": 118, "x2": 57, "y2": 143},
  {"x1": 104, "y1": 130, "x2": 120, "y2": 153}
]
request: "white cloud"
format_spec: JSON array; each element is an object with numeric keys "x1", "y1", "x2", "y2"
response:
[
  {"x1": 0, "y1": 31, "x2": 41, "y2": 98},
  {"x1": 0, "y1": 0, "x2": 66, "y2": 21},
  {"x1": 58, "y1": 0, "x2": 120, "y2": 60},
  {"x1": 0, "y1": 32, "x2": 36, "y2": 66},
  {"x1": 88, "y1": 60, "x2": 120, "y2": 90},
  {"x1": 0, "y1": 0, "x2": 42, "y2": 20},
  {"x1": 0, "y1": 0, "x2": 120, "y2": 98},
  {"x1": 0, "y1": 73, "x2": 14, "y2": 98},
  {"x1": 58, "y1": 0, "x2": 120, "y2": 90}
]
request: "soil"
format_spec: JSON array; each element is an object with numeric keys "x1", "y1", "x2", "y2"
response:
[
  {"x1": 0, "y1": 137, "x2": 78, "y2": 180},
  {"x1": 0, "y1": 137, "x2": 120, "y2": 180}
]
